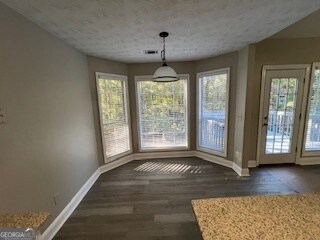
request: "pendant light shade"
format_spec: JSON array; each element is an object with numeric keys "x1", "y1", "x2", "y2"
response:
[
  {"x1": 153, "y1": 63, "x2": 178, "y2": 82},
  {"x1": 153, "y1": 32, "x2": 179, "y2": 82}
]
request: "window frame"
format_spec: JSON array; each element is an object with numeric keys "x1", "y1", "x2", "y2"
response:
[
  {"x1": 302, "y1": 62, "x2": 320, "y2": 157},
  {"x1": 95, "y1": 72, "x2": 132, "y2": 163},
  {"x1": 135, "y1": 74, "x2": 190, "y2": 152},
  {"x1": 196, "y1": 68, "x2": 230, "y2": 157}
]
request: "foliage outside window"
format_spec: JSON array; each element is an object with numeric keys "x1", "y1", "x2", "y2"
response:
[
  {"x1": 96, "y1": 73, "x2": 131, "y2": 161},
  {"x1": 136, "y1": 76, "x2": 189, "y2": 150}
]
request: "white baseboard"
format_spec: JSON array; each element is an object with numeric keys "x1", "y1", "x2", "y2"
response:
[
  {"x1": 100, "y1": 154, "x2": 135, "y2": 174},
  {"x1": 248, "y1": 160, "x2": 257, "y2": 168},
  {"x1": 250, "y1": 158, "x2": 320, "y2": 167},
  {"x1": 194, "y1": 151, "x2": 250, "y2": 176},
  {"x1": 298, "y1": 157, "x2": 320, "y2": 165},
  {"x1": 232, "y1": 163, "x2": 250, "y2": 176},
  {"x1": 194, "y1": 151, "x2": 233, "y2": 168},
  {"x1": 41, "y1": 168, "x2": 100, "y2": 240}
]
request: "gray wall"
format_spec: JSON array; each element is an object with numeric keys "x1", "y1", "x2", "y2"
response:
[
  {"x1": 0, "y1": 2, "x2": 99, "y2": 229},
  {"x1": 242, "y1": 45, "x2": 256, "y2": 167},
  {"x1": 234, "y1": 47, "x2": 249, "y2": 167}
]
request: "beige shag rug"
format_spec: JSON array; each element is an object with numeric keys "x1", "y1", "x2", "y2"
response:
[
  {"x1": 192, "y1": 193, "x2": 320, "y2": 240},
  {"x1": 0, "y1": 212, "x2": 50, "y2": 228}
]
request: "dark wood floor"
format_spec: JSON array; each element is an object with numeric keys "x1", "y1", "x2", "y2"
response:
[{"x1": 53, "y1": 157, "x2": 320, "y2": 240}]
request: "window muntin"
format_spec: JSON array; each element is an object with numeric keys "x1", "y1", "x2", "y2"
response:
[
  {"x1": 197, "y1": 68, "x2": 229, "y2": 156},
  {"x1": 136, "y1": 75, "x2": 189, "y2": 150},
  {"x1": 96, "y1": 73, "x2": 131, "y2": 162}
]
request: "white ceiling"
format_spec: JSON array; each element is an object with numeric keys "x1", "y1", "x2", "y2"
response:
[{"x1": 1, "y1": 0, "x2": 320, "y2": 63}]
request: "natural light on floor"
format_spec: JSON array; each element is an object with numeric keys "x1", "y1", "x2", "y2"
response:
[{"x1": 134, "y1": 161, "x2": 211, "y2": 174}]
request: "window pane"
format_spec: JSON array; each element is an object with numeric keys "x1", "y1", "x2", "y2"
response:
[
  {"x1": 198, "y1": 70, "x2": 229, "y2": 154},
  {"x1": 136, "y1": 77, "x2": 188, "y2": 150},
  {"x1": 97, "y1": 75, "x2": 131, "y2": 160},
  {"x1": 305, "y1": 66, "x2": 320, "y2": 151}
]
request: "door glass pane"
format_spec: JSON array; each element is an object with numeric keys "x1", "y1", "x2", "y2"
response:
[
  {"x1": 305, "y1": 67, "x2": 320, "y2": 151},
  {"x1": 265, "y1": 78, "x2": 298, "y2": 154}
]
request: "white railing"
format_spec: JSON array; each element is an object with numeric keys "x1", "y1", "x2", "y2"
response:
[
  {"x1": 140, "y1": 117, "x2": 186, "y2": 147},
  {"x1": 268, "y1": 110, "x2": 320, "y2": 141},
  {"x1": 200, "y1": 118, "x2": 224, "y2": 151},
  {"x1": 306, "y1": 115, "x2": 320, "y2": 143},
  {"x1": 268, "y1": 110, "x2": 293, "y2": 136}
]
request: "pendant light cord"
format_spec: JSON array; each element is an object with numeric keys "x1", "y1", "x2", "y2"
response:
[{"x1": 161, "y1": 36, "x2": 166, "y2": 63}]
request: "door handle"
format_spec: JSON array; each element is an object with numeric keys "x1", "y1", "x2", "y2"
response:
[{"x1": 263, "y1": 116, "x2": 268, "y2": 127}]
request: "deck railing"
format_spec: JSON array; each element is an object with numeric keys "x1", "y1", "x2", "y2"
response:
[
  {"x1": 267, "y1": 110, "x2": 293, "y2": 136},
  {"x1": 268, "y1": 110, "x2": 320, "y2": 142},
  {"x1": 306, "y1": 114, "x2": 320, "y2": 143},
  {"x1": 200, "y1": 118, "x2": 224, "y2": 151}
]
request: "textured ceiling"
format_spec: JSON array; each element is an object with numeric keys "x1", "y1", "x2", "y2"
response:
[{"x1": 1, "y1": 0, "x2": 320, "y2": 63}]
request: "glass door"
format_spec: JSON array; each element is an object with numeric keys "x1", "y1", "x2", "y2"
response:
[{"x1": 259, "y1": 69, "x2": 305, "y2": 164}]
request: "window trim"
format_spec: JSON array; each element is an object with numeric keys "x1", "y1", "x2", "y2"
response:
[
  {"x1": 95, "y1": 72, "x2": 132, "y2": 163},
  {"x1": 302, "y1": 62, "x2": 320, "y2": 157},
  {"x1": 135, "y1": 74, "x2": 190, "y2": 152},
  {"x1": 196, "y1": 68, "x2": 230, "y2": 157}
]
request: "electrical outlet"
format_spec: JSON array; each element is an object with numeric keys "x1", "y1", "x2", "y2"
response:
[{"x1": 54, "y1": 192, "x2": 60, "y2": 206}]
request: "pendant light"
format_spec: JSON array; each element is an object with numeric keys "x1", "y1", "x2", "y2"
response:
[{"x1": 153, "y1": 32, "x2": 179, "y2": 82}]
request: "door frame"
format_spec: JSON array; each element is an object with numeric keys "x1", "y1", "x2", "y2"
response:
[{"x1": 257, "y1": 64, "x2": 311, "y2": 165}]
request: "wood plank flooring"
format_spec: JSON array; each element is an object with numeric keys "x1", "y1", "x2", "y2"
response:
[{"x1": 53, "y1": 157, "x2": 320, "y2": 240}]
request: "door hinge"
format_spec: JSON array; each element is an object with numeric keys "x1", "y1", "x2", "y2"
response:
[
  {"x1": 299, "y1": 113, "x2": 302, "y2": 120},
  {"x1": 304, "y1": 78, "x2": 306, "y2": 84},
  {"x1": 296, "y1": 147, "x2": 298, "y2": 152}
]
